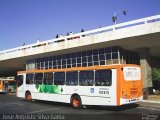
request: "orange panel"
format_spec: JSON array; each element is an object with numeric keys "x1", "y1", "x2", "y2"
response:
[
  {"x1": 0, "y1": 81, "x2": 3, "y2": 91},
  {"x1": 120, "y1": 66, "x2": 142, "y2": 100}
]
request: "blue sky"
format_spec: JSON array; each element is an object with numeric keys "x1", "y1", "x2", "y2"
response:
[{"x1": 0, "y1": 0, "x2": 160, "y2": 50}]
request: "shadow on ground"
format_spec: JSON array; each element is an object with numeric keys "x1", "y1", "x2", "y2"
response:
[
  {"x1": 20, "y1": 98, "x2": 139, "y2": 111},
  {"x1": 89, "y1": 103, "x2": 139, "y2": 111}
]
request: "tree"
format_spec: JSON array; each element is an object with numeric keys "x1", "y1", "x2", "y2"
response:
[
  {"x1": 152, "y1": 68, "x2": 160, "y2": 90},
  {"x1": 152, "y1": 68, "x2": 160, "y2": 81}
]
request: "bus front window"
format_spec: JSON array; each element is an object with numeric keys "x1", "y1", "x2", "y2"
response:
[{"x1": 17, "y1": 75, "x2": 23, "y2": 87}]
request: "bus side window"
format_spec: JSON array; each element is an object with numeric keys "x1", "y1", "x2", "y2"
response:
[
  {"x1": 66, "y1": 71, "x2": 78, "y2": 86},
  {"x1": 44, "y1": 72, "x2": 53, "y2": 85},
  {"x1": 17, "y1": 75, "x2": 23, "y2": 87},
  {"x1": 95, "y1": 70, "x2": 112, "y2": 86},
  {"x1": 79, "y1": 71, "x2": 94, "y2": 86},
  {"x1": 54, "y1": 72, "x2": 65, "y2": 85},
  {"x1": 9, "y1": 81, "x2": 17, "y2": 85},
  {"x1": 34, "y1": 73, "x2": 43, "y2": 85},
  {"x1": 26, "y1": 74, "x2": 34, "y2": 84}
]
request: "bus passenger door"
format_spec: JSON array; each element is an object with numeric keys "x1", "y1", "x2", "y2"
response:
[{"x1": 17, "y1": 74, "x2": 25, "y2": 97}]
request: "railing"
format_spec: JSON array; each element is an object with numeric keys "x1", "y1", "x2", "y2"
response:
[{"x1": 0, "y1": 14, "x2": 160, "y2": 56}]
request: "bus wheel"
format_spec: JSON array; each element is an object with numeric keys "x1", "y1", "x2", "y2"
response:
[
  {"x1": 71, "y1": 95, "x2": 82, "y2": 109},
  {"x1": 25, "y1": 91, "x2": 32, "y2": 101},
  {"x1": 8, "y1": 89, "x2": 11, "y2": 93}
]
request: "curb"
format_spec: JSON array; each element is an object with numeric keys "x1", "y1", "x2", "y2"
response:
[
  {"x1": 142, "y1": 100, "x2": 160, "y2": 104},
  {"x1": 138, "y1": 101, "x2": 160, "y2": 109}
]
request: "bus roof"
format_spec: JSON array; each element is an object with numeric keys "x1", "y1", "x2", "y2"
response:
[
  {"x1": 0, "y1": 77, "x2": 15, "y2": 81},
  {"x1": 17, "y1": 64, "x2": 140, "y2": 74},
  {"x1": 0, "y1": 79, "x2": 16, "y2": 81}
]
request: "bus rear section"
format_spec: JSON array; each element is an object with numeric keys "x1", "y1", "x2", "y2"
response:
[
  {"x1": 0, "y1": 80, "x2": 9, "y2": 93},
  {"x1": 119, "y1": 65, "x2": 143, "y2": 105}
]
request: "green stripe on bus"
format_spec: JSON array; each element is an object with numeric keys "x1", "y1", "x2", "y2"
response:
[{"x1": 35, "y1": 85, "x2": 63, "y2": 94}]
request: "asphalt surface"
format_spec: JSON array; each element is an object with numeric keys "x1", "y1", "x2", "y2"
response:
[{"x1": 0, "y1": 93, "x2": 160, "y2": 120}]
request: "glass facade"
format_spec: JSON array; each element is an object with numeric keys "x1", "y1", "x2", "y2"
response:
[{"x1": 26, "y1": 46, "x2": 140, "y2": 70}]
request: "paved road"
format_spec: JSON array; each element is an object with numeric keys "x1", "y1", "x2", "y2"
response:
[{"x1": 0, "y1": 93, "x2": 159, "y2": 120}]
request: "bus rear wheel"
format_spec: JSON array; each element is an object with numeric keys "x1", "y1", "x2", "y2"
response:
[
  {"x1": 71, "y1": 95, "x2": 82, "y2": 109},
  {"x1": 25, "y1": 91, "x2": 32, "y2": 101}
]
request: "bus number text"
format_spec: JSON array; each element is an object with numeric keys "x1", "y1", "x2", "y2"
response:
[{"x1": 99, "y1": 91, "x2": 109, "y2": 94}]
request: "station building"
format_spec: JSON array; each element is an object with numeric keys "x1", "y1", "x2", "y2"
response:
[{"x1": 0, "y1": 14, "x2": 160, "y2": 99}]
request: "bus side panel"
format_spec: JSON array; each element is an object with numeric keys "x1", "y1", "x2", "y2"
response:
[
  {"x1": 79, "y1": 69, "x2": 117, "y2": 106},
  {"x1": 31, "y1": 92, "x2": 71, "y2": 103},
  {"x1": 27, "y1": 68, "x2": 118, "y2": 106},
  {"x1": 17, "y1": 91, "x2": 26, "y2": 98},
  {"x1": 29, "y1": 85, "x2": 71, "y2": 103},
  {"x1": 81, "y1": 96, "x2": 112, "y2": 106}
]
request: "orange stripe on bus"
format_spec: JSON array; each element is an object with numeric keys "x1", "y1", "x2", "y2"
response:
[
  {"x1": 18, "y1": 64, "x2": 140, "y2": 74},
  {"x1": 0, "y1": 82, "x2": 3, "y2": 91}
]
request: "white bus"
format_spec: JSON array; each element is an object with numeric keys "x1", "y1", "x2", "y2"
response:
[{"x1": 17, "y1": 64, "x2": 143, "y2": 108}]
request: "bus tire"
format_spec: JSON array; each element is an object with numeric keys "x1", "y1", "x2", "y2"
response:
[
  {"x1": 71, "y1": 95, "x2": 82, "y2": 109},
  {"x1": 9, "y1": 89, "x2": 11, "y2": 93},
  {"x1": 25, "y1": 91, "x2": 32, "y2": 101}
]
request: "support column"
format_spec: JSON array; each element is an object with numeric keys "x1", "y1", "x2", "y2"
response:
[{"x1": 138, "y1": 48, "x2": 152, "y2": 99}]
